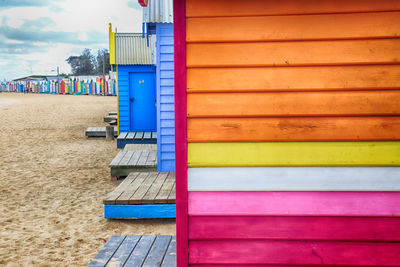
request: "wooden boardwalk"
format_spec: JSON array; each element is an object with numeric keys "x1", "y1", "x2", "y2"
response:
[
  {"x1": 104, "y1": 115, "x2": 118, "y2": 123},
  {"x1": 104, "y1": 172, "x2": 175, "y2": 219},
  {"x1": 117, "y1": 132, "x2": 157, "y2": 148},
  {"x1": 88, "y1": 235, "x2": 176, "y2": 267},
  {"x1": 86, "y1": 127, "x2": 118, "y2": 138},
  {"x1": 109, "y1": 150, "x2": 157, "y2": 178}
]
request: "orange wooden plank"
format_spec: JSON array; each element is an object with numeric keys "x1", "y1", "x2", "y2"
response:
[
  {"x1": 187, "y1": 65, "x2": 400, "y2": 92},
  {"x1": 186, "y1": 11, "x2": 400, "y2": 42},
  {"x1": 187, "y1": 39, "x2": 400, "y2": 67},
  {"x1": 187, "y1": 90, "x2": 400, "y2": 117},
  {"x1": 188, "y1": 117, "x2": 400, "y2": 142},
  {"x1": 186, "y1": 0, "x2": 400, "y2": 17}
]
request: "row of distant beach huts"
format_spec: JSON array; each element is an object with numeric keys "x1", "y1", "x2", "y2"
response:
[{"x1": 0, "y1": 75, "x2": 117, "y2": 95}]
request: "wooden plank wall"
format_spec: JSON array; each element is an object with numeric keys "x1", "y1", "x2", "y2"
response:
[
  {"x1": 184, "y1": 0, "x2": 400, "y2": 266},
  {"x1": 156, "y1": 23, "x2": 176, "y2": 172}
]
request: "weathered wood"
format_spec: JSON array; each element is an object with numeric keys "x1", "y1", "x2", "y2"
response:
[
  {"x1": 136, "y1": 150, "x2": 150, "y2": 166},
  {"x1": 126, "y1": 150, "x2": 142, "y2": 166},
  {"x1": 87, "y1": 235, "x2": 125, "y2": 267},
  {"x1": 144, "y1": 132, "x2": 151, "y2": 139},
  {"x1": 86, "y1": 126, "x2": 118, "y2": 138},
  {"x1": 152, "y1": 131, "x2": 157, "y2": 138},
  {"x1": 109, "y1": 111, "x2": 117, "y2": 116},
  {"x1": 143, "y1": 236, "x2": 172, "y2": 267},
  {"x1": 106, "y1": 236, "x2": 140, "y2": 267},
  {"x1": 118, "y1": 151, "x2": 134, "y2": 166},
  {"x1": 146, "y1": 151, "x2": 157, "y2": 166},
  {"x1": 156, "y1": 172, "x2": 176, "y2": 204},
  {"x1": 117, "y1": 132, "x2": 128, "y2": 140},
  {"x1": 161, "y1": 236, "x2": 176, "y2": 267},
  {"x1": 129, "y1": 172, "x2": 158, "y2": 204},
  {"x1": 117, "y1": 131, "x2": 157, "y2": 148},
  {"x1": 135, "y1": 132, "x2": 144, "y2": 139},
  {"x1": 104, "y1": 115, "x2": 118, "y2": 123},
  {"x1": 106, "y1": 126, "x2": 115, "y2": 140},
  {"x1": 124, "y1": 236, "x2": 156, "y2": 266},
  {"x1": 142, "y1": 173, "x2": 169, "y2": 204},
  {"x1": 126, "y1": 132, "x2": 136, "y2": 139},
  {"x1": 109, "y1": 151, "x2": 126, "y2": 167},
  {"x1": 106, "y1": 172, "x2": 176, "y2": 205},
  {"x1": 116, "y1": 172, "x2": 147, "y2": 205}
]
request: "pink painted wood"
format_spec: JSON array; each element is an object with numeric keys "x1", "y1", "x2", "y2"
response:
[
  {"x1": 189, "y1": 240, "x2": 400, "y2": 265},
  {"x1": 189, "y1": 192, "x2": 400, "y2": 216},
  {"x1": 174, "y1": 0, "x2": 188, "y2": 266},
  {"x1": 188, "y1": 216, "x2": 400, "y2": 241}
]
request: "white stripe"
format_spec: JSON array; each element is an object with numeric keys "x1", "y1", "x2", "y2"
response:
[{"x1": 188, "y1": 167, "x2": 400, "y2": 191}]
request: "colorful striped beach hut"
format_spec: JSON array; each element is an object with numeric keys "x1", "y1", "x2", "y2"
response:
[{"x1": 173, "y1": 0, "x2": 400, "y2": 266}]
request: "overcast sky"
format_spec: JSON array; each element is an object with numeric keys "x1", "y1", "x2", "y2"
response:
[{"x1": 0, "y1": 0, "x2": 143, "y2": 80}]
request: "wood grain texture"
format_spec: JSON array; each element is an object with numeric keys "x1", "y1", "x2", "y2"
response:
[
  {"x1": 188, "y1": 216, "x2": 400, "y2": 241},
  {"x1": 189, "y1": 240, "x2": 400, "y2": 265},
  {"x1": 187, "y1": 167, "x2": 400, "y2": 191},
  {"x1": 188, "y1": 117, "x2": 400, "y2": 142},
  {"x1": 186, "y1": 0, "x2": 400, "y2": 17},
  {"x1": 188, "y1": 142, "x2": 400, "y2": 167},
  {"x1": 186, "y1": 11, "x2": 400, "y2": 42},
  {"x1": 187, "y1": 39, "x2": 400, "y2": 67},
  {"x1": 187, "y1": 90, "x2": 400, "y2": 118},
  {"x1": 187, "y1": 65, "x2": 400, "y2": 93},
  {"x1": 188, "y1": 192, "x2": 400, "y2": 216}
]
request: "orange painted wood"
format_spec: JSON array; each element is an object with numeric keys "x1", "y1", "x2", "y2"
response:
[
  {"x1": 187, "y1": 90, "x2": 400, "y2": 118},
  {"x1": 187, "y1": 117, "x2": 400, "y2": 142},
  {"x1": 187, "y1": 65, "x2": 400, "y2": 92},
  {"x1": 187, "y1": 39, "x2": 400, "y2": 67},
  {"x1": 186, "y1": 0, "x2": 400, "y2": 17},
  {"x1": 186, "y1": 11, "x2": 400, "y2": 42}
]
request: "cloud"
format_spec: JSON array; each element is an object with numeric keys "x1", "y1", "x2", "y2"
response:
[{"x1": 0, "y1": 0, "x2": 62, "y2": 8}]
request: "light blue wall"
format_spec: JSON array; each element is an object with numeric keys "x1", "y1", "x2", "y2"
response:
[
  {"x1": 156, "y1": 23, "x2": 175, "y2": 172},
  {"x1": 116, "y1": 64, "x2": 156, "y2": 133}
]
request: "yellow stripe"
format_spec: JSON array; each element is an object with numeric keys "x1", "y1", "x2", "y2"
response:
[
  {"x1": 109, "y1": 23, "x2": 115, "y2": 65},
  {"x1": 188, "y1": 142, "x2": 400, "y2": 167}
]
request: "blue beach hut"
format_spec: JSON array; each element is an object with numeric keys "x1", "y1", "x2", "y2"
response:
[
  {"x1": 140, "y1": 0, "x2": 175, "y2": 172},
  {"x1": 109, "y1": 24, "x2": 157, "y2": 134}
]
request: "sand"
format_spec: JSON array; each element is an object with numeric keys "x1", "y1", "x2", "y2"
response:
[{"x1": 0, "y1": 93, "x2": 175, "y2": 266}]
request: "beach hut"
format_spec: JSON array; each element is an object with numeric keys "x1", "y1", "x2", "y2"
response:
[
  {"x1": 109, "y1": 24, "x2": 156, "y2": 133},
  {"x1": 172, "y1": 0, "x2": 400, "y2": 266},
  {"x1": 139, "y1": 0, "x2": 174, "y2": 171}
]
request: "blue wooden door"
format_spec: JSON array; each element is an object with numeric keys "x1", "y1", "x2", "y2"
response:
[{"x1": 129, "y1": 72, "x2": 156, "y2": 131}]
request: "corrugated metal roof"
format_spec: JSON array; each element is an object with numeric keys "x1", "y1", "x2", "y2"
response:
[
  {"x1": 143, "y1": 0, "x2": 173, "y2": 23},
  {"x1": 115, "y1": 33, "x2": 153, "y2": 65}
]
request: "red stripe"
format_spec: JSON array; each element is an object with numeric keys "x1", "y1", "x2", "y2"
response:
[
  {"x1": 189, "y1": 216, "x2": 400, "y2": 241},
  {"x1": 174, "y1": 0, "x2": 188, "y2": 266},
  {"x1": 189, "y1": 240, "x2": 400, "y2": 265},
  {"x1": 189, "y1": 191, "x2": 400, "y2": 216}
]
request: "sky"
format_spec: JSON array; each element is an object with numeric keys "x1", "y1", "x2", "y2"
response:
[{"x1": 0, "y1": 0, "x2": 143, "y2": 80}]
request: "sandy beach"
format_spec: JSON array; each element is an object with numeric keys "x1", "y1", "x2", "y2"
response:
[{"x1": 0, "y1": 93, "x2": 175, "y2": 266}]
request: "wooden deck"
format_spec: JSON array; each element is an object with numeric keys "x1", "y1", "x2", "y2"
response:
[
  {"x1": 104, "y1": 115, "x2": 118, "y2": 123},
  {"x1": 117, "y1": 132, "x2": 157, "y2": 148},
  {"x1": 86, "y1": 127, "x2": 118, "y2": 138},
  {"x1": 88, "y1": 235, "x2": 176, "y2": 267},
  {"x1": 109, "y1": 111, "x2": 117, "y2": 116},
  {"x1": 109, "y1": 150, "x2": 157, "y2": 178},
  {"x1": 104, "y1": 172, "x2": 176, "y2": 219}
]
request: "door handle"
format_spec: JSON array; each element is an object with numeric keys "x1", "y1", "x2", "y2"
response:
[{"x1": 130, "y1": 97, "x2": 134, "y2": 102}]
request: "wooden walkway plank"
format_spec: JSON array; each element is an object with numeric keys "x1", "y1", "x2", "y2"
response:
[
  {"x1": 146, "y1": 151, "x2": 157, "y2": 167},
  {"x1": 109, "y1": 151, "x2": 126, "y2": 167},
  {"x1": 117, "y1": 132, "x2": 128, "y2": 140},
  {"x1": 88, "y1": 235, "x2": 125, "y2": 267},
  {"x1": 137, "y1": 150, "x2": 150, "y2": 166},
  {"x1": 126, "y1": 150, "x2": 142, "y2": 167},
  {"x1": 143, "y1": 236, "x2": 172, "y2": 267},
  {"x1": 103, "y1": 173, "x2": 141, "y2": 204},
  {"x1": 155, "y1": 172, "x2": 175, "y2": 204},
  {"x1": 124, "y1": 236, "x2": 156, "y2": 266},
  {"x1": 167, "y1": 183, "x2": 176, "y2": 204},
  {"x1": 126, "y1": 132, "x2": 136, "y2": 139},
  {"x1": 142, "y1": 173, "x2": 169, "y2": 204},
  {"x1": 144, "y1": 132, "x2": 152, "y2": 139},
  {"x1": 161, "y1": 236, "x2": 176, "y2": 267},
  {"x1": 106, "y1": 236, "x2": 141, "y2": 267},
  {"x1": 117, "y1": 151, "x2": 134, "y2": 166},
  {"x1": 135, "y1": 132, "x2": 144, "y2": 140},
  {"x1": 129, "y1": 173, "x2": 159, "y2": 204},
  {"x1": 116, "y1": 173, "x2": 148, "y2": 204},
  {"x1": 152, "y1": 132, "x2": 157, "y2": 139}
]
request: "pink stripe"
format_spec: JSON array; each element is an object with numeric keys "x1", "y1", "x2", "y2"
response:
[
  {"x1": 189, "y1": 192, "x2": 400, "y2": 216},
  {"x1": 189, "y1": 216, "x2": 400, "y2": 241},
  {"x1": 174, "y1": 0, "x2": 188, "y2": 266},
  {"x1": 189, "y1": 240, "x2": 400, "y2": 265}
]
